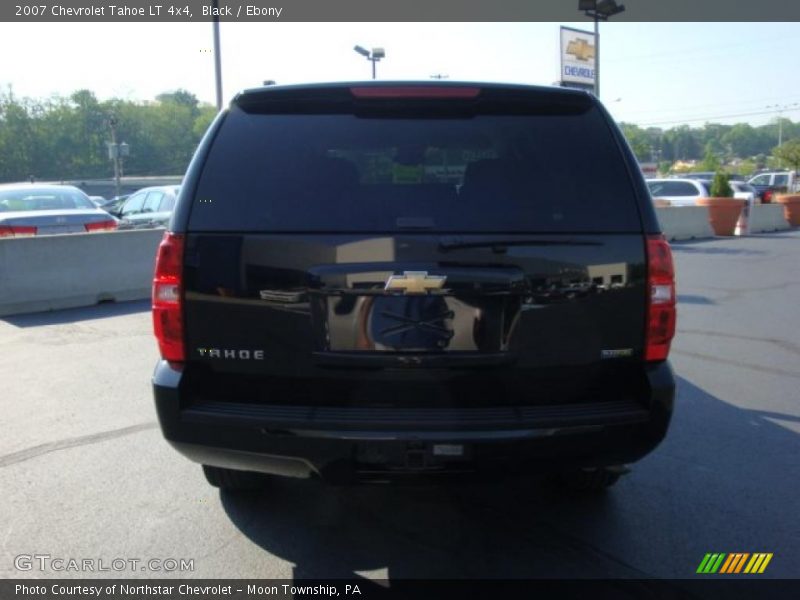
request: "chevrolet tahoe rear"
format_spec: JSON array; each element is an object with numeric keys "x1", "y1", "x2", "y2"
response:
[{"x1": 152, "y1": 82, "x2": 676, "y2": 490}]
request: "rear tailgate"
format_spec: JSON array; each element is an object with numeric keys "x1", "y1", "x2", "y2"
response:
[{"x1": 179, "y1": 84, "x2": 650, "y2": 408}]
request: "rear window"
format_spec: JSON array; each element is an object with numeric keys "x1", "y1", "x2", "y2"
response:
[
  {"x1": 0, "y1": 187, "x2": 94, "y2": 212},
  {"x1": 647, "y1": 181, "x2": 702, "y2": 197},
  {"x1": 189, "y1": 104, "x2": 641, "y2": 233}
]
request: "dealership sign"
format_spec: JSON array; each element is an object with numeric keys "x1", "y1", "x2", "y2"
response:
[{"x1": 560, "y1": 26, "x2": 596, "y2": 87}]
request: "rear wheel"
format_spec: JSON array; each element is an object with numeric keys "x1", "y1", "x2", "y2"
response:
[
  {"x1": 202, "y1": 465, "x2": 270, "y2": 491},
  {"x1": 554, "y1": 466, "x2": 628, "y2": 492}
]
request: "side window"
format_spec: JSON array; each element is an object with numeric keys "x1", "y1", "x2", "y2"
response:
[
  {"x1": 646, "y1": 182, "x2": 664, "y2": 196},
  {"x1": 774, "y1": 174, "x2": 788, "y2": 186},
  {"x1": 657, "y1": 181, "x2": 699, "y2": 196},
  {"x1": 121, "y1": 193, "x2": 146, "y2": 215},
  {"x1": 159, "y1": 195, "x2": 176, "y2": 212},
  {"x1": 143, "y1": 192, "x2": 165, "y2": 212},
  {"x1": 675, "y1": 182, "x2": 701, "y2": 196},
  {"x1": 750, "y1": 175, "x2": 769, "y2": 185}
]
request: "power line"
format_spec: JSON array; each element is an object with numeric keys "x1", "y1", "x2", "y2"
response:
[
  {"x1": 634, "y1": 106, "x2": 800, "y2": 128},
  {"x1": 620, "y1": 94, "x2": 800, "y2": 119},
  {"x1": 604, "y1": 34, "x2": 788, "y2": 64}
]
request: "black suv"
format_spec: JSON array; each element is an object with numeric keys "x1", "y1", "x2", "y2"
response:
[{"x1": 152, "y1": 82, "x2": 676, "y2": 491}]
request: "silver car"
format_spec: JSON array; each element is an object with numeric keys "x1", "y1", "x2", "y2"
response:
[
  {"x1": 112, "y1": 185, "x2": 180, "y2": 230},
  {"x1": 0, "y1": 184, "x2": 118, "y2": 237}
]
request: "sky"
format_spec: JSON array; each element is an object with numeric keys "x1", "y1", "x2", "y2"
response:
[{"x1": 1, "y1": 21, "x2": 800, "y2": 129}]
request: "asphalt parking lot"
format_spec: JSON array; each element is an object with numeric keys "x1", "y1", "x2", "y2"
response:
[{"x1": 1, "y1": 230, "x2": 798, "y2": 581}]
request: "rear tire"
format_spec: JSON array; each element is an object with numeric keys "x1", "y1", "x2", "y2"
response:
[
  {"x1": 554, "y1": 466, "x2": 626, "y2": 492},
  {"x1": 202, "y1": 465, "x2": 270, "y2": 491}
]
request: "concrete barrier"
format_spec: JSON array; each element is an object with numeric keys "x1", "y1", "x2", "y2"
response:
[
  {"x1": 0, "y1": 229, "x2": 164, "y2": 317},
  {"x1": 655, "y1": 206, "x2": 714, "y2": 241},
  {"x1": 748, "y1": 204, "x2": 791, "y2": 233}
]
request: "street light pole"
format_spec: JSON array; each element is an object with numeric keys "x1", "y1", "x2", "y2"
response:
[
  {"x1": 579, "y1": 0, "x2": 625, "y2": 100},
  {"x1": 594, "y1": 12, "x2": 600, "y2": 98},
  {"x1": 212, "y1": 0, "x2": 223, "y2": 110},
  {"x1": 354, "y1": 45, "x2": 385, "y2": 80}
]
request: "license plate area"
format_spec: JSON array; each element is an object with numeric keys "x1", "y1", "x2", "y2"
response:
[
  {"x1": 39, "y1": 225, "x2": 82, "y2": 235},
  {"x1": 356, "y1": 441, "x2": 470, "y2": 470}
]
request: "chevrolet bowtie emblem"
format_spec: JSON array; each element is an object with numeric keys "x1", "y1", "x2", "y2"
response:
[
  {"x1": 566, "y1": 39, "x2": 595, "y2": 62},
  {"x1": 384, "y1": 271, "x2": 447, "y2": 295}
]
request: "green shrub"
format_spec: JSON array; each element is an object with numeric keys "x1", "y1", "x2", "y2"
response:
[{"x1": 709, "y1": 170, "x2": 733, "y2": 198}]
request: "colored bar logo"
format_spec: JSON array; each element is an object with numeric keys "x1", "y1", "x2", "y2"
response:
[{"x1": 696, "y1": 553, "x2": 773, "y2": 574}]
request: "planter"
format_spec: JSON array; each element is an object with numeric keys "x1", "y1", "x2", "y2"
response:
[
  {"x1": 774, "y1": 194, "x2": 800, "y2": 226},
  {"x1": 696, "y1": 197, "x2": 745, "y2": 236}
]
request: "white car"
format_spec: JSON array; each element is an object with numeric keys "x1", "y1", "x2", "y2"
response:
[
  {"x1": 728, "y1": 181, "x2": 758, "y2": 205},
  {"x1": 647, "y1": 178, "x2": 755, "y2": 206},
  {"x1": 646, "y1": 178, "x2": 710, "y2": 206}
]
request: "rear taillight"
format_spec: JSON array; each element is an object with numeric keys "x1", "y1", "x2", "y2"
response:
[
  {"x1": 0, "y1": 225, "x2": 37, "y2": 238},
  {"x1": 763, "y1": 190, "x2": 773, "y2": 203},
  {"x1": 152, "y1": 232, "x2": 185, "y2": 362},
  {"x1": 645, "y1": 234, "x2": 676, "y2": 362},
  {"x1": 350, "y1": 86, "x2": 481, "y2": 99},
  {"x1": 85, "y1": 219, "x2": 118, "y2": 233}
]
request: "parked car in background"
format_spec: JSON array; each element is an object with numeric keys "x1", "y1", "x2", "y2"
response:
[
  {"x1": 647, "y1": 177, "x2": 754, "y2": 206},
  {"x1": 0, "y1": 184, "x2": 118, "y2": 237},
  {"x1": 728, "y1": 181, "x2": 759, "y2": 204},
  {"x1": 111, "y1": 185, "x2": 179, "y2": 230},
  {"x1": 88, "y1": 195, "x2": 107, "y2": 208},
  {"x1": 646, "y1": 178, "x2": 710, "y2": 205},
  {"x1": 99, "y1": 194, "x2": 130, "y2": 215},
  {"x1": 747, "y1": 171, "x2": 797, "y2": 202}
]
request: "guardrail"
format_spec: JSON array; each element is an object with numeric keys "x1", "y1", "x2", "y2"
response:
[
  {"x1": 655, "y1": 204, "x2": 791, "y2": 240},
  {"x1": 749, "y1": 204, "x2": 791, "y2": 233},
  {"x1": 0, "y1": 211, "x2": 796, "y2": 318},
  {"x1": 0, "y1": 229, "x2": 163, "y2": 317},
  {"x1": 655, "y1": 207, "x2": 714, "y2": 241}
]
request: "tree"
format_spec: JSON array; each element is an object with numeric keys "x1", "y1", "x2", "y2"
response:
[
  {"x1": 619, "y1": 123, "x2": 651, "y2": 162},
  {"x1": 709, "y1": 170, "x2": 732, "y2": 198},
  {"x1": 701, "y1": 123, "x2": 730, "y2": 158},
  {"x1": 722, "y1": 123, "x2": 761, "y2": 158},
  {"x1": 192, "y1": 105, "x2": 217, "y2": 139},
  {"x1": 0, "y1": 88, "x2": 36, "y2": 181},
  {"x1": 667, "y1": 125, "x2": 701, "y2": 160},
  {"x1": 157, "y1": 89, "x2": 200, "y2": 119},
  {"x1": 733, "y1": 158, "x2": 758, "y2": 177},
  {"x1": 700, "y1": 146, "x2": 720, "y2": 171},
  {"x1": 773, "y1": 139, "x2": 800, "y2": 172}
]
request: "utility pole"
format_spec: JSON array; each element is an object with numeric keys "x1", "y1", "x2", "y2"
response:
[
  {"x1": 108, "y1": 116, "x2": 121, "y2": 199},
  {"x1": 106, "y1": 115, "x2": 130, "y2": 199},
  {"x1": 766, "y1": 103, "x2": 799, "y2": 148},
  {"x1": 212, "y1": 0, "x2": 223, "y2": 110}
]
